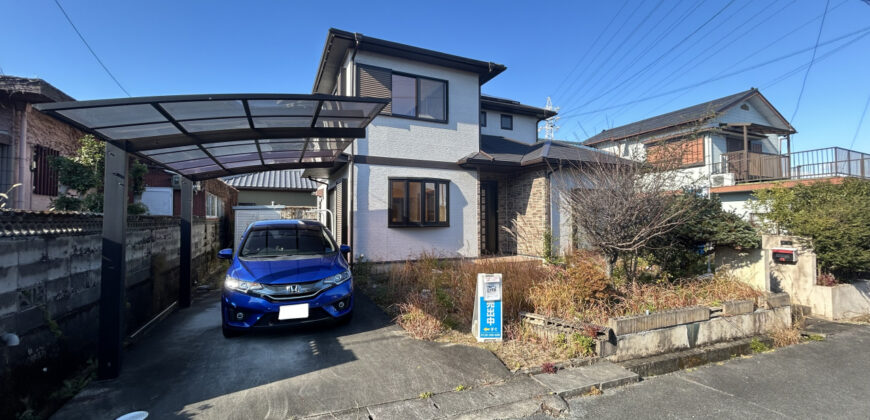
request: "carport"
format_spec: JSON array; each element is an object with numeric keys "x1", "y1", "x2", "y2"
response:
[{"x1": 34, "y1": 94, "x2": 387, "y2": 379}]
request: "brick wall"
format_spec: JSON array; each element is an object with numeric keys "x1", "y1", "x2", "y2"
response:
[
  {"x1": 481, "y1": 168, "x2": 550, "y2": 257},
  {"x1": 0, "y1": 211, "x2": 227, "y2": 402},
  {"x1": 5, "y1": 103, "x2": 87, "y2": 210}
]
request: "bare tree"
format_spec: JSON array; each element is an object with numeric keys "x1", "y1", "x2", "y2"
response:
[{"x1": 552, "y1": 139, "x2": 706, "y2": 280}]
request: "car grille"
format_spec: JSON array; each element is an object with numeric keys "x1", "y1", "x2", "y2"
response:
[{"x1": 253, "y1": 280, "x2": 326, "y2": 301}]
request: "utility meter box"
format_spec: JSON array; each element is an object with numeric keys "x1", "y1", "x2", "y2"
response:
[
  {"x1": 472, "y1": 273, "x2": 503, "y2": 342},
  {"x1": 772, "y1": 248, "x2": 798, "y2": 264}
]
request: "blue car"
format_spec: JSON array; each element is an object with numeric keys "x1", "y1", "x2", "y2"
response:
[{"x1": 217, "y1": 219, "x2": 353, "y2": 338}]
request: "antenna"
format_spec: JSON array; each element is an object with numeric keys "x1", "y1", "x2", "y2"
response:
[{"x1": 538, "y1": 96, "x2": 560, "y2": 140}]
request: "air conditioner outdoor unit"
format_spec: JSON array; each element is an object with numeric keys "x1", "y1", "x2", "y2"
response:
[{"x1": 710, "y1": 173, "x2": 735, "y2": 188}]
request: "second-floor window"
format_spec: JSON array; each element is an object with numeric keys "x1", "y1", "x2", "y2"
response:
[
  {"x1": 646, "y1": 138, "x2": 704, "y2": 167},
  {"x1": 357, "y1": 64, "x2": 447, "y2": 123},
  {"x1": 500, "y1": 114, "x2": 513, "y2": 130}
]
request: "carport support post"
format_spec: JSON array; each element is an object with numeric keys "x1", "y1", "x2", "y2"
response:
[
  {"x1": 98, "y1": 141, "x2": 128, "y2": 380},
  {"x1": 180, "y1": 177, "x2": 193, "y2": 308}
]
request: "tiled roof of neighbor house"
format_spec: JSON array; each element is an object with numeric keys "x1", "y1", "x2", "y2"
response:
[
  {"x1": 582, "y1": 88, "x2": 769, "y2": 146},
  {"x1": 0, "y1": 75, "x2": 75, "y2": 103},
  {"x1": 459, "y1": 135, "x2": 623, "y2": 167},
  {"x1": 481, "y1": 95, "x2": 557, "y2": 120},
  {"x1": 222, "y1": 169, "x2": 317, "y2": 191}
]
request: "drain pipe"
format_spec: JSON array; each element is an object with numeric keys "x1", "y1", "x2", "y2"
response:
[{"x1": 16, "y1": 104, "x2": 29, "y2": 209}]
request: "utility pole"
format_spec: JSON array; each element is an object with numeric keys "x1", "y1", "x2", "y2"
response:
[{"x1": 538, "y1": 96, "x2": 560, "y2": 140}]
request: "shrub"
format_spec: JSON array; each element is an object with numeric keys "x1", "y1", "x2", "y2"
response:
[{"x1": 753, "y1": 178, "x2": 870, "y2": 280}]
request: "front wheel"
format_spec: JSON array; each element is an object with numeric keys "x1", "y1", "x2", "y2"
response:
[{"x1": 222, "y1": 325, "x2": 243, "y2": 338}]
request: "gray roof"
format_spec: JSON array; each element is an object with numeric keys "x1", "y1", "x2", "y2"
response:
[
  {"x1": 481, "y1": 95, "x2": 557, "y2": 120},
  {"x1": 0, "y1": 75, "x2": 75, "y2": 103},
  {"x1": 459, "y1": 135, "x2": 623, "y2": 167},
  {"x1": 222, "y1": 169, "x2": 317, "y2": 191},
  {"x1": 582, "y1": 88, "x2": 793, "y2": 146}
]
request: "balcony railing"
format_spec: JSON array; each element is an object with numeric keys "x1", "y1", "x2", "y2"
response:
[{"x1": 711, "y1": 147, "x2": 870, "y2": 184}]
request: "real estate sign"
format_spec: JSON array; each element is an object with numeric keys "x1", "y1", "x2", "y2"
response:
[{"x1": 473, "y1": 273, "x2": 503, "y2": 342}]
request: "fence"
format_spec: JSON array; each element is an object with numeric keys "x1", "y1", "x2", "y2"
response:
[{"x1": 711, "y1": 146, "x2": 870, "y2": 184}]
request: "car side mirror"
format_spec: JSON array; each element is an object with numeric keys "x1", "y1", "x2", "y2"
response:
[
  {"x1": 217, "y1": 248, "x2": 233, "y2": 259},
  {"x1": 339, "y1": 244, "x2": 351, "y2": 254}
]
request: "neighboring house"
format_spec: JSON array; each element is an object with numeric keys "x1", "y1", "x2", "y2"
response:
[
  {"x1": 582, "y1": 88, "x2": 870, "y2": 219},
  {"x1": 142, "y1": 167, "x2": 239, "y2": 220},
  {"x1": 0, "y1": 75, "x2": 85, "y2": 210},
  {"x1": 222, "y1": 169, "x2": 316, "y2": 207},
  {"x1": 305, "y1": 28, "x2": 616, "y2": 261}
]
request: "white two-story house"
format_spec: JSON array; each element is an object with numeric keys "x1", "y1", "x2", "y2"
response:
[
  {"x1": 305, "y1": 29, "x2": 612, "y2": 262},
  {"x1": 582, "y1": 88, "x2": 870, "y2": 219}
]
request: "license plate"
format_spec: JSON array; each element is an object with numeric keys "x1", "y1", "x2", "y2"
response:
[{"x1": 278, "y1": 304, "x2": 309, "y2": 320}]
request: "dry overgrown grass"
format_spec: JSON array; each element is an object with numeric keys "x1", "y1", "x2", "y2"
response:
[{"x1": 357, "y1": 252, "x2": 764, "y2": 369}]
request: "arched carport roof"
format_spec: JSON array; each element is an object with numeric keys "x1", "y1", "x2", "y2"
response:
[{"x1": 35, "y1": 93, "x2": 388, "y2": 180}]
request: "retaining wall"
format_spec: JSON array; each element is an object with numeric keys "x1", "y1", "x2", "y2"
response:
[{"x1": 0, "y1": 210, "x2": 227, "y2": 399}]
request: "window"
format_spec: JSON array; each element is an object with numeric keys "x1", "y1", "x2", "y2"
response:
[
  {"x1": 206, "y1": 193, "x2": 222, "y2": 218},
  {"x1": 500, "y1": 114, "x2": 513, "y2": 130},
  {"x1": 646, "y1": 138, "x2": 704, "y2": 167},
  {"x1": 240, "y1": 225, "x2": 336, "y2": 258},
  {"x1": 357, "y1": 65, "x2": 447, "y2": 123},
  {"x1": 33, "y1": 145, "x2": 59, "y2": 196},
  {"x1": 391, "y1": 74, "x2": 417, "y2": 117},
  {"x1": 480, "y1": 111, "x2": 487, "y2": 127},
  {"x1": 388, "y1": 178, "x2": 449, "y2": 227}
]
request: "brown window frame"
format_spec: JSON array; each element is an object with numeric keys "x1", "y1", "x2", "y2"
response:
[
  {"x1": 356, "y1": 64, "x2": 449, "y2": 124},
  {"x1": 33, "y1": 145, "x2": 60, "y2": 196},
  {"x1": 388, "y1": 178, "x2": 450, "y2": 228}
]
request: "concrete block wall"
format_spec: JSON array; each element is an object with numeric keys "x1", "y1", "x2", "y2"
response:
[{"x1": 0, "y1": 212, "x2": 226, "y2": 392}]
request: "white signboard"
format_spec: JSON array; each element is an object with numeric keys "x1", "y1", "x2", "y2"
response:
[{"x1": 472, "y1": 273, "x2": 503, "y2": 342}]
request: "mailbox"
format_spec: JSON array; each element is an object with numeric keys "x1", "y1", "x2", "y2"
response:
[
  {"x1": 472, "y1": 273, "x2": 503, "y2": 342},
  {"x1": 772, "y1": 248, "x2": 798, "y2": 264}
]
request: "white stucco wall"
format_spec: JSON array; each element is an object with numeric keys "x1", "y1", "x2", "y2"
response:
[
  {"x1": 717, "y1": 191, "x2": 757, "y2": 219},
  {"x1": 480, "y1": 111, "x2": 538, "y2": 143},
  {"x1": 352, "y1": 163, "x2": 479, "y2": 262},
  {"x1": 352, "y1": 51, "x2": 480, "y2": 162}
]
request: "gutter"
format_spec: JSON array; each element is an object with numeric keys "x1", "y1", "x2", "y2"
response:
[{"x1": 16, "y1": 104, "x2": 29, "y2": 209}]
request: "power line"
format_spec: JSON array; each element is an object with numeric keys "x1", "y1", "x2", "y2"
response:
[
  {"x1": 851, "y1": 92, "x2": 870, "y2": 149},
  {"x1": 789, "y1": 0, "x2": 829, "y2": 123},
  {"x1": 550, "y1": 1, "x2": 629, "y2": 97},
  {"x1": 560, "y1": 0, "x2": 738, "y2": 117},
  {"x1": 558, "y1": 25, "x2": 870, "y2": 120},
  {"x1": 53, "y1": 0, "x2": 130, "y2": 97},
  {"x1": 0, "y1": 64, "x2": 5, "y2": 75}
]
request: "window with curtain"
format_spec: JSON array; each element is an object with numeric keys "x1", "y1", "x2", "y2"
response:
[{"x1": 388, "y1": 178, "x2": 449, "y2": 227}]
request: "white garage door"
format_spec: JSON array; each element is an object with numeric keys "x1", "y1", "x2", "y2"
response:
[{"x1": 141, "y1": 187, "x2": 174, "y2": 216}]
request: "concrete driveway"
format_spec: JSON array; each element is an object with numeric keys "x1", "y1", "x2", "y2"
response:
[{"x1": 53, "y1": 291, "x2": 511, "y2": 419}]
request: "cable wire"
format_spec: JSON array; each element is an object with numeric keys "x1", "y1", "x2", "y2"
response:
[
  {"x1": 789, "y1": 0, "x2": 829, "y2": 123},
  {"x1": 53, "y1": 0, "x2": 130, "y2": 96},
  {"x1": 850, "y1": 92, "x2": 870, "y2": 149}
]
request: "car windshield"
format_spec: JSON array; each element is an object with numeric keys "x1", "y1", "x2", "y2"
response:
[{"x1": 240, "y1": 225, "x2": 336, "y2": 258}]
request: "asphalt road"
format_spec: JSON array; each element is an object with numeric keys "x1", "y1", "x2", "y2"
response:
[
  {"x1": 53, "y1": 290, "x2": 512, "y2": 419},
  {"x1": 554, "y1": 321, "x2": 870, "y2": 419}
]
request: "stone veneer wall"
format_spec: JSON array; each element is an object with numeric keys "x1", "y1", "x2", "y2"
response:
[
  {"x1": 481, "y1": 168, "x2": 549, "y2": 257},
  {"x1": 0, "y1": 211, "x2": 227, "y2": 394}
]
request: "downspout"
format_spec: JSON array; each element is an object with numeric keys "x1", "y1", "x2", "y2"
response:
[
  {"x1": 348, "y1": 33, "x2": 360, "y2": 266},
  {"x1": 16, "y1": 104, "x2": 29, "y2": 209}
]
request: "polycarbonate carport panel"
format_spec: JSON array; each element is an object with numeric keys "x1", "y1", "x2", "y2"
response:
[{"x1": 34, "y1": 94, "x2": 387, "y2": 180}]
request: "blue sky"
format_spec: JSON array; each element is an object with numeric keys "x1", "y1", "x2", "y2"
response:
[{"x1": 2, "y1": 0, "x2": 869, "y2": 153}]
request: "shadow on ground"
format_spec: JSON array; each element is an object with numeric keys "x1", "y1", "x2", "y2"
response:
[{"x1": 53, "y1": 290, "x2": 510, "y2": 419}]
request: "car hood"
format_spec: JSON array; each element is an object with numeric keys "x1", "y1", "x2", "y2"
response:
[{"x1": 230, "y1": 253, "x2": 347, "y2": 285}]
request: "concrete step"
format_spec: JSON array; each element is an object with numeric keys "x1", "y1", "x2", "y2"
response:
[
  {"x1": 618, "y1": 336, "x2": 773, "y2": 378},
  {"x1": 530, "y1": 361, "x2": 639, "y2": 398}
]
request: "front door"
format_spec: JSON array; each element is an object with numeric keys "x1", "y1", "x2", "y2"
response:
[{"x1": 480, "y1": 182, "x2": 498, "y2": 255}]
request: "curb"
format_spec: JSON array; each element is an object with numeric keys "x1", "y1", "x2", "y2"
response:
[{"x1": 618, "y1": 335, "x2": 775, "y2": 377}]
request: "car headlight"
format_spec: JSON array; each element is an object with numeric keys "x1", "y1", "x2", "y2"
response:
[
  {"x1": 225, "y1": 275, "x2": 263, "y2": 292},
  {"x1": 323, "y1": 269, "x2": 352, "y2": 286}
]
